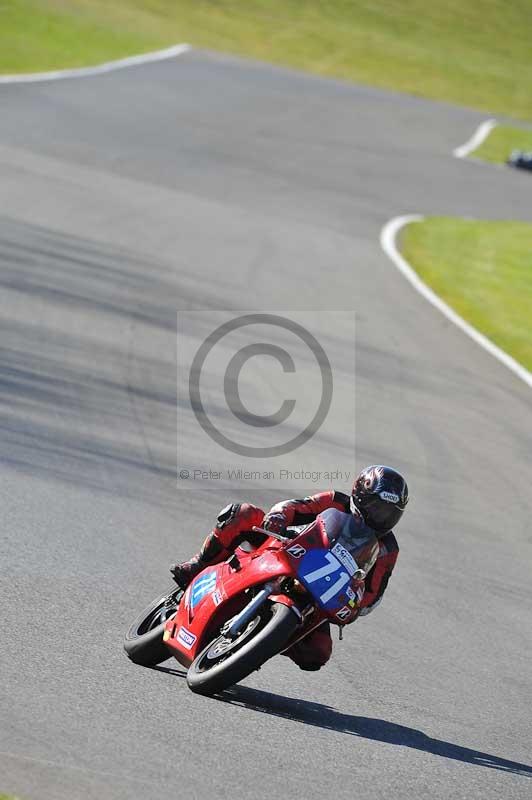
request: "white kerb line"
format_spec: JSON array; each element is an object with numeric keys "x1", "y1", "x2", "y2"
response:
[
  {"x1": 453, "y1": 119, "x2": 497, "y2": 159},
  {"x1": 0, "y1": 43, "x2": 191, "y2": 84},
  {"x1": 380, "y1": 215, "x2": 532, "y2": 390}
]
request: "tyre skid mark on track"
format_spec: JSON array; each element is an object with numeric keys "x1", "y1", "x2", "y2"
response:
[{"x1": 0, "y1": 748, "x2": 161, "y2": 788}]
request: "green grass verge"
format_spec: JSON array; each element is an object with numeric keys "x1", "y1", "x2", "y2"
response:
[
  {"x1": 472, "y1": 124, "x2": 532, "y2": 163},
  {"x1": 0, "y1": 794, "x2": 21, "y2": 799},
  {"x1": 401, "y1": 218, "x2": 532, "y2": 372},
  {"x1": 2, "y1": 1, "x2": 532, "y2": 119}
]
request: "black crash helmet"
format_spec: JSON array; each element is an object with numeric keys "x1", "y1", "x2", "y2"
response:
[{"x1": 350, "y1": 465, "x2": 409, "y2": 534}]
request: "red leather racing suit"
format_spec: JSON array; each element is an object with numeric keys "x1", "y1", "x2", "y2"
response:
[{"x1": 208, "y1": 491, "x2": 399, "y2": 671}]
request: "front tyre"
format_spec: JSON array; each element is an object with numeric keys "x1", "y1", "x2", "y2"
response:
[
  {"x1": 124, "y1": 587, "x2": 182, "y2": 667},
  {"x1": 187, "y1": 602, "x2": 299, "y2": 696}
]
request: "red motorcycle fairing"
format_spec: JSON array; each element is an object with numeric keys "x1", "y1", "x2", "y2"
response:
[
  {"x1": 163, "y1": 514, "x2": 367, "y2": 669},
  {"x1": 163, "y1": 540, "x2": 298, "y2": 667}
]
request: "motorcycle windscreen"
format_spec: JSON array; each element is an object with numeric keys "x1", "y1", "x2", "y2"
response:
[{"x1": 318, "y1": 507, "x2": 379, "y2": 574}]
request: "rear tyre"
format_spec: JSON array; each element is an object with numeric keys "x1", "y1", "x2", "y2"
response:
[
  {"x1": 124, "y1": 587, "x2": 182, "y2": 667},
  {"x1": 186, "y1": 602, "x2": 298, "y2": 696}
]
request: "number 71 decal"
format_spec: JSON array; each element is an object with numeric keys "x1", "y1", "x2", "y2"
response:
[{"x1": 301, "y1": 552, "x2": 350, "y2": 604}]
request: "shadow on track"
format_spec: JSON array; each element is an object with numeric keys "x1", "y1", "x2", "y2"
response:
[
  {"x1": 153, "y1": 665, "x2": 532, "y2": 778},
  {"x1": 0, "y1": 216, "x2": 183, "y2": 503},
  {"x1": 0, "y1": 215, "x2": 356, "y2": 503}
]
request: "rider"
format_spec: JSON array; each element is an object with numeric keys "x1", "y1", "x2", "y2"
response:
[{"x1": 171, "y1": 465, "x2": 408, "y2": 671}]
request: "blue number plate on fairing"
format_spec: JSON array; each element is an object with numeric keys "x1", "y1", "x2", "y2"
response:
[
  {"x1": 190, "y1": 570, "x2": 217, "y2": 610},
  {"x1": 297, "y1": 548, "x2": 353, "y2": 610}
]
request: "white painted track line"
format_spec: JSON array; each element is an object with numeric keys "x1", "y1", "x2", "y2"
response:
[
  {"x1": 380, "y1": 215, "x2": 532, "y2": 389},
  {"x1": 453, "y1": 119, "x2": 497, "y2": 158},
  {"x1": 0, "y1": 43, "x2": 191, "y2": 84}
]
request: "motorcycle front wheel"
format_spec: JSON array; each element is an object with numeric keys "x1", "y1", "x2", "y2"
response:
[
  {"x1": 124, "y1": 586, "x2": 182, "y2": 667},
  {"x1": 186, "y1": 601, "x2": 299, "y2": 696}
]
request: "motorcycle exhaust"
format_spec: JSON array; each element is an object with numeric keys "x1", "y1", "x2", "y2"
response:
[{"x1": 225, "y1": 582, "x2": 276, "y2": 638}]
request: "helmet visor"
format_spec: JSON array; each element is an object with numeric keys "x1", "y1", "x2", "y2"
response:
[{"x1": 361, "y1": 496, "x2": 404, "y2": 533}]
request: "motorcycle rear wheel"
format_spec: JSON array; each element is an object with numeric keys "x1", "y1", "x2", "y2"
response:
[
  {"x1": 187, "y1": 601, "x2": 298, "y2": 696},
  {"x1": 124, "y1": 587, "x2": 182, "y2": 667}
]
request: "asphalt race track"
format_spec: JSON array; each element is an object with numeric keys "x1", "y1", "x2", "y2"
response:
[{"x1": 1, "y1": 49, "x2": 531, "y2": 800}]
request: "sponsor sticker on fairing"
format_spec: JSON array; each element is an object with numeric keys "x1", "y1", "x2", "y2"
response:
[
  {"x1": 346, "y1": 585, "x2": 363, "y2": 608},
  {"x1": 336, "y1": 606, "x2": 351, "y2": 621},
  {"x1": 212, "y1": 590, "x2": 223, "y2": 606},
  {"x1": 331, "y1": 542, "x2": 358, "y2": 576},
  {"x1": 380, "y1": 491, "x2": 399, "y2": 504},
  {"x1": 177, "y1": 626, "x2": 197, "y2": 650},
  {"x1": 287, "y1": 544, "x2": 306, "y2": 559}
]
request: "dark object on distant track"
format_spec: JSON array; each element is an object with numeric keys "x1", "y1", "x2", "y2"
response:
[{"x1": 507, "y1": 150, "x2": 532, "y2": 171}]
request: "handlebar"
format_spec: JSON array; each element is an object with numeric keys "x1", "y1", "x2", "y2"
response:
[{"x1": 252, "y1": 525, "x2": 290, "y2": 542}]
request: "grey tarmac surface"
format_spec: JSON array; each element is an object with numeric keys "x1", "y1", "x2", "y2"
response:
[{"x1": 0, "y1": 49, "x2": 531, "y2": 800}]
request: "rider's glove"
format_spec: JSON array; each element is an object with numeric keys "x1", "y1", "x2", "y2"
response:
[{"x1": 262, "y1": 512, "x2": 287, "y2": 535}]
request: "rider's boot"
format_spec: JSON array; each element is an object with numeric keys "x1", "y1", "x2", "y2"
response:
[
  {"x1": 170, "y1": 503, "x2": 265, "y2": 589},
  {"x1": 170, "y1": 531, "x2": 227, "y2": 589}
]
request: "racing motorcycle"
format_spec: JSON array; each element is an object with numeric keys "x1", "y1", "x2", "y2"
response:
[{"x1": 124, "y1": 508, "x2": 379, "y2": 695}]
